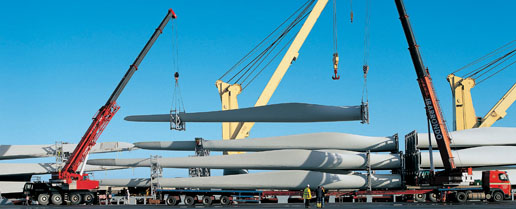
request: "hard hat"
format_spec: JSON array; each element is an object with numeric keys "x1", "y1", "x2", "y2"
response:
[{"x1": 307, "y1": 184, "x2": 310, "y2": 187}]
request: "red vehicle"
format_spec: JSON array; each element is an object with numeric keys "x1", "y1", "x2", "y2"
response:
[{"x1": 23, "y1": 9, "x2": 176, "y2": 205}]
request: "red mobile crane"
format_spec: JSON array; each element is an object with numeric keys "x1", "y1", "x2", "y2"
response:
[
  {"x1": 23, "y1": 9, "x2": 177, "y2": 205},
  {"x1": 395, "y1": 0, "x2": 511, "y2": 202}
]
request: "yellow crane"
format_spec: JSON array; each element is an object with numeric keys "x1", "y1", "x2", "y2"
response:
[
  {"x1": 215, "y1": 0, "x2": 329, "y2": 147},
  {"x1": 448, "y1": 74, "x2": 516, "y2": 131},
  {"x1": 448, "y1": 40, "x2": 516, "y2": 131}
]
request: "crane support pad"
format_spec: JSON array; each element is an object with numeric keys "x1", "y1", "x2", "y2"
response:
[{"x1": 125, "y1": 103, "x2": 367, "y2": 123}]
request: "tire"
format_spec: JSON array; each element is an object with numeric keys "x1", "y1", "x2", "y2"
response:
[
  {"x1": 428, "y1": 192, "x2": 438, "y2": 203},
  {"x1": 455, "y1": 192, "x2": 467, "y2": 203},
  {"x1": 83, "y1": 193, "x2": 94, "y2": 204},
  {"x1": 51, "y1": 193, "x2": 63, "y2": 205},
  {"x1": 486, "y1": 193, "x2": 492, "y2": 200},
  {"x1": 220, "y1": 196, "x2": 231, "y2": 205},
  {"x1": 415, "y1": 193, "x2": 426, "y2": 202},
  {"x1": 70, "y1": 193, "x2": 82, "y2": 205},
  {"x1": 166, "y1": 196, "x2": 177, "y2": 206},
  {"x1": 184, "y1": 196, "x2": 195, "y2": 206},
  {"x1": 492, "y1": 191, "x2": 504, "y2": 202},
  {"x1": 37, "y1": 194, "x2": 50, "y2": 206},
  {"x1": 202, "y1": 196, "x2": 213, "y2": 206}
]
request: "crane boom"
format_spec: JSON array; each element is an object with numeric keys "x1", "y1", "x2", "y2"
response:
[
  {"x1": 479, "y1": 83, "x2": 516, "y2": 127},
  {"x1": 394, "y1": 0, "x2": 456, "y2": 171},
  {"x1": 229, "y1": 0, "x2": 329, "y2": 140},
  {"x1": 56, "y1": 9, "x2": 177, "y2": 185}
]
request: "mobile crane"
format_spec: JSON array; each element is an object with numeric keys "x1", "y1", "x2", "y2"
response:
[
  {"x1": 396, "y1": 0, "x2": 511, "y2": 202},
  {"x1": 23, "y1": 9, "x2": 177, "y2": 205}
]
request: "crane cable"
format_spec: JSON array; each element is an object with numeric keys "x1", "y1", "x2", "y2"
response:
[
  {"x1": 332, "y1": 0, "x2": 340, "y2": 80},
  {"x1": 218, "y1": 0, "x2": 315, "y2": 90},
  {"x1": 350, "y1": 0, "x2": 354, "y2": 23},
  {"x1": 452, "y1": 39, "x2": 516, "y2": 85},
  {"x1": 171, "y1": 21, "x2": 185, "y2": 130},
  {"x1": 362, "y1": 0, "x2": 370, "y2": 104}
]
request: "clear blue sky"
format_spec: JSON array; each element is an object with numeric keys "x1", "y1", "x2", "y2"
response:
[{"x1": 1, "y1": 0, "x2": 515, "y2": 179}]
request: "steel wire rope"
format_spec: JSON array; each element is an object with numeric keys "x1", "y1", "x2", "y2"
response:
[
  {"x1": 171, "y1": 21, "x2": 185, "y2": 113},
  {"x1": 472, "y1": 50, "x2": 516, "y2": 79},
  {"x1": 361, "y1": 0, "x2": 370, "y2": 103},
  {"x1": 242, "y1": 31, "x2": 299, "y2": 90},
  {"x1": 232, "y1": 0, "x2": 314, "y2": 85},
  {"x1": 219, "y1": 0, "x2": 314, "y2": 83},
  {"x1": 453, "y1": 39, "x2": 516, "y2": 76},
  {"x1": 238, "y1": 5, "x2": 313, "y2": 87},
  {"x1": 476, "y1": 59, "x2": 516, "y2": 85},
  {"x1": 464, "y1": 49, "x2": 516, "y2": 83}
]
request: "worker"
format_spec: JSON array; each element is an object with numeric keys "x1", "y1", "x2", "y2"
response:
[
  {"x1": 316, "y1": 186, "x2": 325, "y2": 208},
  {"x1": 321, "y1": 186, "x2": 326, "y2": 207},
  {"x1": 303, "y1": 184, "x2": 312, "y2": 208},
  {"x1": 25, "y1": 195, "x2": 30, "y2": 205}
]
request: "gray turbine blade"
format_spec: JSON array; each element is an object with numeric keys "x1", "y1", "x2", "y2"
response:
[
  {"x1": 134, "y1": 132, "x2": 398, "y2": 152},
  {"x1": 1, "y1": 182, "x2": 27, "y2": 194},
  {"x1": 0, "y1": 142, "x2": 136, "y2": 160},
  {"x1": 421, "y1": 146, "x2": 516, "y2": 168},
  {"x1": 88, "y1": 149, "x2": 401, "y2": 170},
  {"x1": 0, "y1": 163, "x2": 128, "y2": 176},
  {"x1": 416, "y1": 127, "x2": 516, "y2": 149},
  {"x1": 125, "y1": 103, "x2": 365, "y2": 122},
  {"x1": 99, "y1": 170, "x2": 401, "y2": 190}
]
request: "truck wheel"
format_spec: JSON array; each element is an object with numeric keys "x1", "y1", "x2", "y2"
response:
[
  {"x1": 220, "y1": 196, "x2": 231, "y2": 205},
  {"x1": 51, "y1": 193, "x2": 63, "y2": 205},
  {"x1": 428, "y1": 192, "x2": 438, "y2": 202},
  {"x1": 455, "y1": 192, "x2": 467, "y2": 203},
  {"x1": 166, "y1": 196, "x2": 177, "y2": 206},
  {"x1": 83, "y1": 193, "x2": 94, "y2": 204},
  {"x1": 492, "y1": 191, "x2": 504, "y2": 202},
  {"x1": 70, "y1": 193, "x2": 82, "y2": 205},
  {"x1": 415, "y1": 193, "x2": 426, "y2": 202},
  {"x1": 37, "y1": 194, "x2": 50, "y2": 205},
  {"x1": 202, "y1": 196, "x2": 213, "y2": 206},
  {"x1": 184, "y1": 196, "x2": 195, "y2": 206}
]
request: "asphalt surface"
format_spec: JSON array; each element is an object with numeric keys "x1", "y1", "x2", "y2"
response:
[{"x1": 2, "y1": 202, "x2": 516, "y2": 209}]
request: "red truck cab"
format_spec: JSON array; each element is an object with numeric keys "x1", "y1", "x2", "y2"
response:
[{"x1": 482, "y1": 170, "x2": 512, "y2": 201}]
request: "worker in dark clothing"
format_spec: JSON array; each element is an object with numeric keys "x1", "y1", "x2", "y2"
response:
[
  {"x1": 316, "y1": 186, "x2": 325, "y2": 208},
  {"x1": 321, "y1": 186, "x2": 326, "y2": 207},
  {"x1": 303, "y1": 184, "x2": 312, "y2": 208}
]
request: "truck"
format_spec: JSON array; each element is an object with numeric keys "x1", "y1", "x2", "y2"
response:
[{"x1": 23, "y1": 9, "x2": 177, "y2": 205}]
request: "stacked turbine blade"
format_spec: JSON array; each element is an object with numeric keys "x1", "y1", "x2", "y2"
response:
[
  {"x1": 90, "y1": 132, "x2": 402, "y2": 190},
  {"x1": 406, "y1": 127, "x2": 516, "y2": 185}
]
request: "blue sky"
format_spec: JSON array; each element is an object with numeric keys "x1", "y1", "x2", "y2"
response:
[{"x1": 1, "y1": 0, "x2": 515, "y2": 179}]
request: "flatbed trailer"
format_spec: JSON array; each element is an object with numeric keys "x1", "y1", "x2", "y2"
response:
[
  {"x1": 326, "y1": 184, "x2": 511, "y2": 203},
  {"x1": 156, "y1": 189, "x2": 262, "y2": 206}
]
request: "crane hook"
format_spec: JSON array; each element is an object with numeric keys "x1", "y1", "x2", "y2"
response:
[
  {"x1": 332, "y1": 53, "x2": 340, "y2": 80},
  {"x1": 174, "y1": 72, "x2": 179, "y2": 82}
]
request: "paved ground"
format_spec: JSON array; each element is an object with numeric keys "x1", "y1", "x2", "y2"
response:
[{"x1": 2, "y1": 202, "x2": 516, "y2": 209}]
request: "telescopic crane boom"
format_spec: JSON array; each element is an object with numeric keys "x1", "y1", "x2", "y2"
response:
[
  {"x1": 394, "y1": 0, "x2": 456, "y2": 171},
  {"x1": 54, "y1": 9, "x2": 177, "y2": 189}
]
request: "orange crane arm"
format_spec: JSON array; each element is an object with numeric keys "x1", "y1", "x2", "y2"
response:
[{"x1": 394, "y1": 0, "x2": 456, "y2": 171}]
